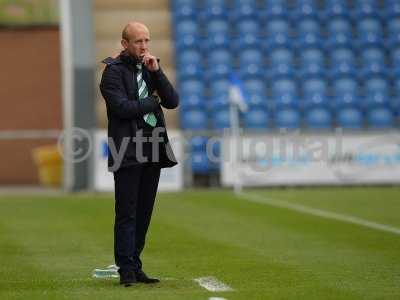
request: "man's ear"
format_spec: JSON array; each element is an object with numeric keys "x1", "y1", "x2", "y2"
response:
[{"x1": 121, "y1": 39, "x2": 128, "y2": 49}]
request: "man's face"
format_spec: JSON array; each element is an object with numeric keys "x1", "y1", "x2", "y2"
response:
[{"x1": 123, "y1": 27, "x2": 150, "y2": 61}]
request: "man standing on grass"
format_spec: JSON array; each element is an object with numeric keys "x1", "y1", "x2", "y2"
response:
[{"x1": 100, "y1": 21, "x2": 179, "y2": 286}]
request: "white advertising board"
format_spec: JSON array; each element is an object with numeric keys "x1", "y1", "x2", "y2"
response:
[
  {"x1": 221, "y1": 131, "x2": 400, "y2": 186},
  {"x1": 93, "y1": 130, "x2": 184, "y2": 192}
]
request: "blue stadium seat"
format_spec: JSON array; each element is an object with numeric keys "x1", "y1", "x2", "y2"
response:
[
  {"x1": 356, "y1": 17, "x2": 384, "y2": 48},
  {"x1": 275, "y1": 108, "x2": 301, "y2": 129},
  {"x1": 391, "y1": 96, "x2": 400, "y2": 117},
  {"x1": 394, "y1": 77, "x2": 400, "y2": 96},
  {"x1": 190, "y1": 136, "x2": 208, "y2": 152},
  {"x1": 231, "y1": 34, "x2": 262, "y2": 52},
  {"x1": 171, "y1": 0, "x2": 197, "y2": 10},
  {"x1": 236, "y1": 18, "x2": 260, "y2": 36},
  {"x1": 260, "y1": 0, "x2": 289, "y2": 19},
  {"x1": 292, "y1": 0, "x2": 319, "y2": 20},
  {"x1": 191, "y1": 139, "x2": 220, "y2": 174},
  {"x1": 329, "y1": 47, "x2": 356, "y2": 78},
  {"x1": 181, "y1": 108, "x2": 208, "y2": 130},
  {"x1": 333, "y1": 78, "x2": 360, "y2": 108},
  {"x1": 386, "y1": 18, "x2": 400, "y2": 48},
  {"x1": 388, "y1": 17, "x2": 400, "y2": 35},
  {"x1": 352, "y1": 0, "x2": 379, "y2": 19},
  {"x1": 174, "y1": 19, "x2": 198, "y2": 37},
  {"x1": 178, "y1": 49, "x2": 202, "y2": 67},
  {"x1": 210, "y1": 78, "x2": 230, "y2": 96},
  {"x1": 205, "y1": 18, "x2": 230, "y2": 36},
  {"x1": 238, "y1": 48, "x2": 263, "y2": 66},
  {"x1": 172, "y1": 0, "x2": 196, "y2": 6},
  {"x1": 238, "y1": 66, "x2": 264, "y2": 80},
  {"x1": 302, "y1": 78, "x2": 328, "y2": 107},
  {"x1": 365, "y1": 77, "x2": 390, "y2": 108},
  {"x1": 199, "y1": 0, "x2": 228, "y2": 20},
  {"x1": 271, "y1": 78, "x2": 299, "y2": 108},
  {"x1": 208, "y1": 49, "x2": 232, "y2": 66},
  {"x1": 305, "y1": 107, "x2": 332, "y2": 129},
  {"x1": 337, "y1": 107, "x2": 363, "y2": 129},
  {"x1": 243, "y1": 107, "x2": 269, "y2": 129},
  {"x1": 191, "y1": 150, "x2": 211, "y2": 174},
  {"x1": 177, "y1": 61, "x2": 203, "y2": 80},
  {"x1": 296, "y1": 18, "x2": 322, "y2": 49},
  {"x1": 238, "y1": 49, "x2": 265, "y2": 78},
  {"x1": 176, "y1": 49, "x2": 203, "y2": 80},
  {"x1": 325, "y1": 17, "x2": 353, "y2": 49},
  {"x1": 209, "y1": 94, "x2": 229, "y2": 110},
  {"x1": 180, "y1": 79, "x2": 204, "y2": 95},
  {"x1": 212, "y1": 109, "x2": 230, "y2": 129},
  {"x1": 382, "y1": 0, "x2": 400, "y2": 19},
  {"x1": 174, "y1": 19, "x2": 201, "y2": 51},
  {"x1": 233, "y1": 0, "x2": 257, "y2": 5},
  {"x1": 268, "y1": 47, "x2": 295, "y2": 78},
  {"x1": 299, "y1": 48, "x2": 325, "y2": 78},
  {"x1": 207, "y1": 49, "x2": 232, "y2": 79},
  {"x1": 230, "y1": 1, "x2": 258, "y2": 20},
  {"x1": 244, "y1": 78, "x2": 266, "y2": 94},
  {"x1": 203, "y1": 33, "x2": 230, "y2": 50},
  {"x1": 367, "y1": 107, "x2": 394, "y2": 128},
  {"x1": 180, "y1": 95, "x2": 205, "y2": 110},
  {"x1": 171, "y1": 0, "x2": 197, "y2": 20},
  {"x1": 243, "y1": 79, "x2": 268, "y2": 107},
  {"x1": 203, "y1": 0, "x2": 226, "y2": 8},
  {"x1": 190, "y1": 138, "x2": 220, "y2": 173},
  {"x1": 209, "y1": 64, "x2": 232, "y2": 80},
  {"x1": 175, "y1": 35, "x2": 199, "y2": 51},
  {"x1": 263, "y1": 18, "x2": 291, "y2": 50},
  {"x1": 179, "y1": 79, "x2": 206, "y2": 109},
  {"x1": 209, "y1": 79, "x2": 230, "y2": 108},
  {"x1": 246, "y1": 92, "x2": 268, "y2": 108},
  {"x1": 322, "y1": 0, "x2": 350, "y2": 19},
  {"x1": 360, "y1": 47, "x2": 387, "y2": 78}
]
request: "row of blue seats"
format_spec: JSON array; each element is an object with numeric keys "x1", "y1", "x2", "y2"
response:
[
  {"x1": 178, "y1": 47, "x2": 400, "y2": 66},
  {"x1": 180, "y1": 96, "x2": 400, "y2": 113},
  {"x1": 172, "y1": 0, "x2": 400, "y2": 21},
  {"x1": 176, "y1": 47, "x2": 400, "y2": 80},
  {"x1": 174, "y1": 16, "x2": 400, "y2": 36},
  {"x1": 174, "y1": 19, "x2": 400, "y2": 51},
  {"x1": 181, "y1": 106, "x2": 397, "y2": 130},
  {"x1": 180, "y1": 77, "x2": 400, "y2": 104}
]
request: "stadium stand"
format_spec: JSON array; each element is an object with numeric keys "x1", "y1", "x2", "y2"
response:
[{"x1": 170, "y1": 0, "x2": 399, "y2": 173}]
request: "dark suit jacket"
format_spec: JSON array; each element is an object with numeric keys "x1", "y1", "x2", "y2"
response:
[{"x1": 100, "y1": 51, "x2": 179, "y2": 172}]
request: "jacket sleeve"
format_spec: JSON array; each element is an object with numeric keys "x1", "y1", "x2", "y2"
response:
[
  {"x1": 151, "y1": 68, "x2": 180, "y2": 109},
  {"x1": 100, "y1": 65, "x2": 160, "y2": 119}
]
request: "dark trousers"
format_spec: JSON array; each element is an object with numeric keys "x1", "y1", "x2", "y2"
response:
[{"x1": 113, "y1": 163, "x2": 161, "y2": 273}]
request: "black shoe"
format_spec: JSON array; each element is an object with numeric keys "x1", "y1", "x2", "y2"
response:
[
  {"x1": 135, "y1": 270, "x2": 160, "y2": 284},
  {"x1": 119, "y1": 270, "x2": 137, "y2": 287}
]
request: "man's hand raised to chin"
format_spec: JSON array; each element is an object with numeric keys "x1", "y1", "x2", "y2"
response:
[{"x1": 142, "y1": 53, "x2": 159, "y2": 72}]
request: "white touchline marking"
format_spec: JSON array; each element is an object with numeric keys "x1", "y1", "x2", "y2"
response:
[
  {"x1": 194, "y1": 276, "x2": 234, "y2": 292},
  {"x1": 209, "y1": 297, "x2": 228, "y2": 300},
  {"x1": 237, "y1": 192, "x2": 400, "y2": 236}
]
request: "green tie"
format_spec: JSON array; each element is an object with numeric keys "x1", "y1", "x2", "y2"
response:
[{"x1": 136, "y1": 64, "x2": 157, "y2": 127}]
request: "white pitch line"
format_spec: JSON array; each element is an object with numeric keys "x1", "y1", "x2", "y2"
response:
[
  {"x1": 237, "y1": 192, "x2": 400, "y2": 236},
  {"x1": 194, "y1": 276, "x2": 234, "y2": 292}
]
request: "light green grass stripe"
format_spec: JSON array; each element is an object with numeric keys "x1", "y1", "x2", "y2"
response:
[{"x1": 238, "y1": 192, "x2": 400, "y2": 236}]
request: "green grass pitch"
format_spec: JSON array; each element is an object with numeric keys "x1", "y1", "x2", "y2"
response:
[{"x1": 0, "y1": 187, "x2": 399, "y2": 299}]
